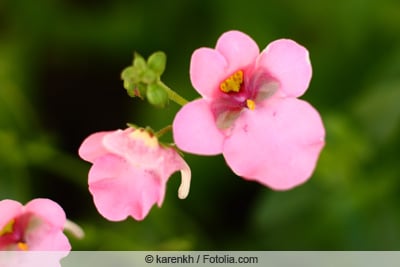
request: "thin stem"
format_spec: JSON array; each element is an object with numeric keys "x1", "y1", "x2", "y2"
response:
[
  {"x1": 159, "y1": 81, "x2": 189, "y2": 106},
  {"x1": 155, "y1": 125, "x2": 173, "y2": 138}
]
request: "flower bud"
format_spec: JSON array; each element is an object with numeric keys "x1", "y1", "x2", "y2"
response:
[
  {"x1": 146, "y1": 83, "x2": 168, "y2": 108},
  {"x1": 147, "y1": 51, "x2": 167, "y2": 76},
  {"x1": 133, "y1": 52, "x2": 147, "y2": 72},
  {"x1": 142, "y1": 69, "x2": 157, "y2": 84}
]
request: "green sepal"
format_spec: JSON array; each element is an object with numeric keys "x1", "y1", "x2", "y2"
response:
[
  {"x1": 121, "y1": 66, "x2": 134, "y2": 81},
  {"x1": 142, "y1": 69, "x2": 157, "y2": 84},
  {"x1": 126, "y1": 123, "x2": 138, "y2": 129},
  {"x1": 121, "y1": 65, "x2": 143, "y2": 85},
  {"x1": 125, "y1": 82, "x2": 137, "y2": 97},
  {"x1": 147, "y1": 51, "x2": 167, "y2": 76},
  {"x1": 136, "y1": 83, "x2": 147, "y2": 99},
  {"x1": 146, "y1": 83, "x2": 168, "y2": 108},
  {"x1": 133, "y1": 52, "x2": 147, "y2": 73}
]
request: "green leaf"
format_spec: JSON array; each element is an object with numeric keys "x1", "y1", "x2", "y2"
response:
[{"x1": 353, "y1": 79, "x2": 400, "y2": 143}]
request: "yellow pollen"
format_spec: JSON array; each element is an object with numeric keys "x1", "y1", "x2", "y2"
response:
[
  {"x1": 0, "y1": 219, "x2": 15, "y2": 236},
  {"x1": 130, "y1": 129, "x2": 159, "y2": 148},
  {"x1": 220, "y1": 70, "x2": 243, "y2": 93},
  {"x1": 17, "y1": 242, "x2": 29, "y2": 251},
  {"x1": 246, "y1": 99, "x2": 256, "y2": 110}
]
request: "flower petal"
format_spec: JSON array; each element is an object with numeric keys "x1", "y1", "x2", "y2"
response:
[
  {"x1": 173, "y1": 99, "x2": 224, "y2": 155},
  {"x1": 223, "y1": 98, "x2": 325, "y2": 190},
  {"x1": 31, "y1": 232, "x2": 71, "y2": 251},
  {"x1": 216, "y1": 30, "x2": 260, "y2": 74},
  {"x1": 190, "y1": 48, "x2": 228, "y2": 99},
  {"x1": 27, "y1": 224, "x2": 71, "y2": 251},
  {"x1": 25, "y1": 198, "x2": 67, "y2": 229},
  {"x1": 102, "y1": 128, "x2": 160, "y2": 170},
  {"x1": 88, "y1": 155, "x2": 165, "y2": 221},
  {"x1": 0, "y1": 200, "x2": 22, "y2": 230},
  {"x1": 78, "y1": 131, "x2": 111, "y2": 163},
  {"x1": 257, "y1": 39, "x2": 312, "y2": 97}
]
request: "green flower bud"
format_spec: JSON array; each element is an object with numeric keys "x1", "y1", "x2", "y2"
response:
[
  {"x1": 142, "y1": 69, "x2": 157, "y2": 84},
  {"x1": 146, "y1": 83, "x2": 168, "y2": 108},
  {"x1": 123, "y1": 79, "x2": 131, "y2": 91},
  {"x1": 147, "y1": 51, "x2": 167, "y2": 76},
  {"x1": 121, "y1": 65, "x2": 142, "y2": 85},
  {"x1": 133, "y1": 52, "x2": 147, "y2": 73},
  {"x1": 136, "y1": 83, "x2": 147, "y2": 98},
  {"x1": 121, "y1": 66, "x2": 134, "y2": 81}
]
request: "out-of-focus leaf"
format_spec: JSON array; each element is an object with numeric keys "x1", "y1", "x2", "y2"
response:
[
  {"x1": 353, "y1": 81, "x2": 400, "y2": 144},
  {"x1": 0, "y1": 130, "x2": 31, "y2": 201},
  {"x1": 316, "y1": 113, "x2": 372, "y2": 186}
]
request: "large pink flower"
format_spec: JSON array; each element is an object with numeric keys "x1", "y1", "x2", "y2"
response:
[
  {"x1": 78, "y1": 127, "x2": 191, "y2": 221},
  {"x1": 173, "y1": 30, "x2": 325, "y2": 190},
  {"x1": 0, "y1": 198, "x2": 71, "y2": 251}
]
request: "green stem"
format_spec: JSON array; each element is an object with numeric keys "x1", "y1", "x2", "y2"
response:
[
  {"x1": 155, "y1": 125, "x2": 173, "y2": 138},
  {"x1": 159, "y1": 81, "x2": 189, "y2": 106}
]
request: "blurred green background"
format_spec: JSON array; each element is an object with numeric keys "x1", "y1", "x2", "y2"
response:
[{"x1": 1, "y1": 0, "x2": 400, "y2": 250}]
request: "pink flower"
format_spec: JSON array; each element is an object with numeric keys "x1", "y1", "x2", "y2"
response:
[
  {"x1": 173, "y1": 30, "x2": 325, "y2": 190},
  {"x1": 78, "y1": 127, "x2": 191, "y2": 221},
  {"x1": 0, "y1": 198, "x2": 71, "y2": 251}
]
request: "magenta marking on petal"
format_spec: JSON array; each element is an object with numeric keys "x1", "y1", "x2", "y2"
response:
[{"x1": 0, "y1": 198, "x2": 71, "y2": 251}]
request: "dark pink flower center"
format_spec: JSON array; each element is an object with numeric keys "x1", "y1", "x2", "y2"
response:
[
  {"x1": 212, "y1": 67, "x2": 279, "y2": 129},
  {"x1": 0, "y1": 213, "x2": 33, "y2": 251}
]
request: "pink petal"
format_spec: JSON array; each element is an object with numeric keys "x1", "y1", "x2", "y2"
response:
[
  {"x1": 190, "y1": 48, "x2": 228, "y2": 99},
  {"x1": 0, "y1": 200, "x2": 22, "y2": 229},
  {"x1": 25, "y1": 199, "x2": 67, "y2": 229},
  {"x1": 78, "y1": 131, "x2": 111, "y2": 163},
  {"x1": 87, "y1": 153, "x2": 122, "y2": 184},
  {"x1": 257, "y1": 39, "x2": 312, "y2": 98},
  {"x1": 42, "y1": 232, "x2": 71, "y2": 251},
  {"x1": 160, "y1": 147, "x2": 192, "y2": 199},
  {"x1": 223, "y1": 98, "x2": 325, "y2": 190},
  {"x1": 216, "y1": 30, "x2": 260, "y2": 74},
  {"x1": 88, "y1": 155, "x2": 165, "y2": 221},
  {"x1": 173, "y1": 99, "x2": 224, "y2": 155},
  {"x1": 28, "y1": 227, "x2": 71, "y2": 251},
  {"x1": 102, "y1": 128, "x2": 159, "y2": 169}
]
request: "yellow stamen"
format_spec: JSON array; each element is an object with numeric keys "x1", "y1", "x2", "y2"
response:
[
  {"x1": 220, "y1": 70, "x2": 243, "y2": 93},
  {"x1": 17, "y1": 242, "x2": 29, "y2": 251},
  {"x1": 0, "y1": 219, "x2": 15, "y2": 236},
  {"x1": 130, "y1": 129, "x2": 159, "y2": 148},
  {"x1": 246, "y1": 99, "x2": 256, "y2": 110}
]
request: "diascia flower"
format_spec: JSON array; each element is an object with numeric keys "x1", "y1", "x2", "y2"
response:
[
  {"x1": 173, "y1": 30, "x2": 325, "y2": 190},
  {"x1": 78, "y1": 127, "x2": 191, "y2": 221},
  {"x1": 0, "y1": 198, "x2": 71, "y2": 251}
]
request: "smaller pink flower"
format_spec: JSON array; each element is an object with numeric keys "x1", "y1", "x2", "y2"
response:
[
  {"x1": 78, "y1": 127, "x2": 191, "y2": 221},
  {"x1": 0, "y1": 198, "x2": 71, "y2": 251}
]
